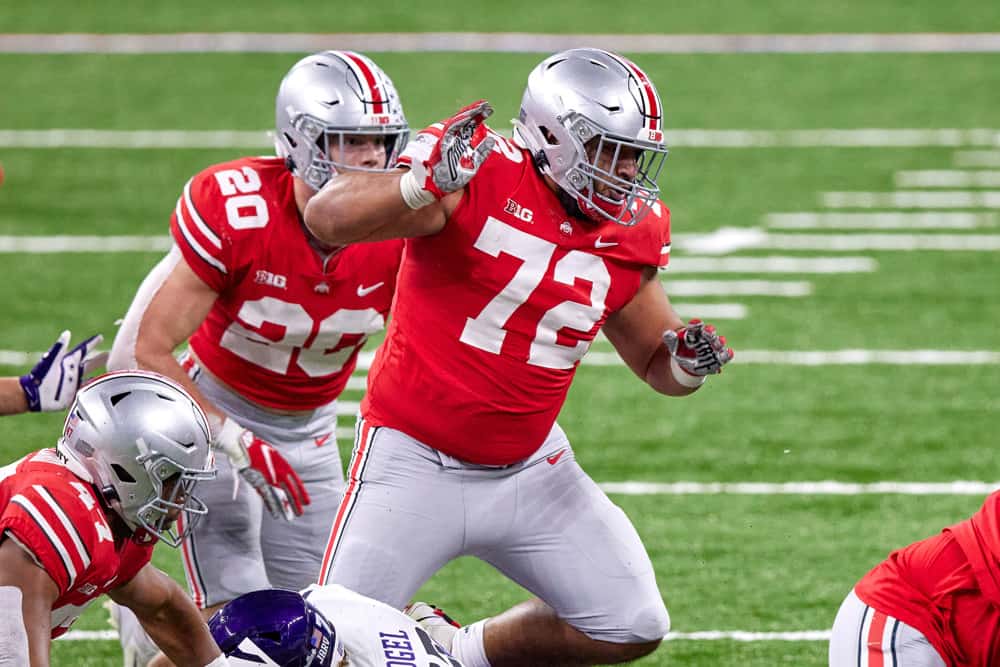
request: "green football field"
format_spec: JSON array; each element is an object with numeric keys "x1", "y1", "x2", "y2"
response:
[{"x1": 2, "y1": 3, "x2": 999, "y2": 665}]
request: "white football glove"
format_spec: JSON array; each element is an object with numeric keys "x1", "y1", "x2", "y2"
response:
[
  {"x1": 18, "y1": 330, "x2": 108, "y2": 412},
  {"x1": 662, "y1": 319, "x2": 734, "y2": 387},
  {"x1": 213, "y1": 417, "x2": 310, "y2": 521},
  {"x1": 399, "y1": 99, "x2": 495, "y2": 209}
]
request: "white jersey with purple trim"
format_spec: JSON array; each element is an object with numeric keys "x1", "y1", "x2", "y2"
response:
[{"x1": 300, "y1": 584, "x2": 464, "y2": 667}]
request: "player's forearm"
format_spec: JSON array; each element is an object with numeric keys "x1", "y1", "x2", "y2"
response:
[
  {"x1": 304, "y1": 171, "x2": 423, "y2": 245},
  {"x1": 0, "y1": 377, "x2": 29, "y2": 415},
  {"x1": 644, "y1": 345, "x2": 701, "y2": 397},
  {"x1": 139, "y1": 592, "x2": 223, "y2": 667}
]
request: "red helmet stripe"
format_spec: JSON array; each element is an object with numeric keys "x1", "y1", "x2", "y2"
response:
[
  {"x1": 600, "y1": 50, "x2": 661, "y2": 131},
  {"x1": 339, "y1": 51, "x2": 386, "y2": 114}
]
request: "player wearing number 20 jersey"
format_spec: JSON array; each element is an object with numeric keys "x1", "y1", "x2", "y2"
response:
[
  {"x1": 173, "y1": 155, "x2": 402, "y2": 412},
  {"x1": 307, "y1": 50, "x2": 734, "y2": 666}
]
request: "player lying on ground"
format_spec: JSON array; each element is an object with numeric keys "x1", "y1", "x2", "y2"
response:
[
  {"x1": 208, "y1": 586, "x2": 465, "y2": 667},
  {"x1": 0, "y1": 330, "x2": 106, "y2": 415},
  {"x1": 0, "y1": 371, "x2": 229, "y2": 667}
]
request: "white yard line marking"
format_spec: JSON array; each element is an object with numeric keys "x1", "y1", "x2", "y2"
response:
[
  {"x1": 600, "y1": 481, "x2": 1000, "y2": 495},
  {"x1": 4, "y1": 128, "x2": 1000, "y2": 149},
  {"x1": 661, "y1": 279, "x2": 812, "y2": 297},
  {"x1": 667, "y1": 255, "x2": 878, "y2": 273},
  {"x1": 675, "y1": 228, "x2": 1000, "y2": 253},
  {"x1": 895, "y1": 170, "x2": 1000, "y2": 188},
  {"x1": 0, "y1": 235, "x2": 172, "y2": 253},
  {"x1": 583, "y1": 349, "x2": 1000, "y2": 366},
  {"x1": 56, "y1": 628, "x2": 835, "y2": 643},
  {"x1": 822, "y1": 190, "x2": 1000, "y2": 208},
  {"x1": 6, "y1": 32, "x2": 1000, "y2": 54},
  {"x1": 764, "y1": 212, "x2": 998, "y2": 230},
  {"x1": 669, "y1": 303, "x2": 748, "y2": 320},
  {"x1": 953, "y1": 150, "x2": 1000, "y2": 167}
]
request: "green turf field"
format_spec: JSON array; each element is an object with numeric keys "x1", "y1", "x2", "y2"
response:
[{"x1": 3, "y1": 3, "x2": 1000, "y2": 665}]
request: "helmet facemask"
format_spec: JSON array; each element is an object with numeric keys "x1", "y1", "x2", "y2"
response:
[
  {"x1": 558, "y1": 113, "x2": 668, "y2": 226},
  {"x1": 131, "y1": 452, "x2": 214, "y2": 547}
]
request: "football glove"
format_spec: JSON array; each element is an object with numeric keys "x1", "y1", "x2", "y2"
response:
[
  {"x1": 18, "y1": 330, "x2": 108, "y2": 412},
  {"x1": 399, "y1": 100, "x2": 495, "y2": 209},
  {"x1": 214, "y1": 417, "x2": 310, "y2": 521},
  {"x1": 662, "y1": 319, "x2": 734, "y2": 387}
]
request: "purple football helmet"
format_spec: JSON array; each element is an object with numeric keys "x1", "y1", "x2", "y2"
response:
[{"x1": 208, "y1": 589, "x2": 344, "y2": 667}]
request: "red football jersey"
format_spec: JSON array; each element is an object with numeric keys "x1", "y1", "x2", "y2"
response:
[
  {"x1": 363, "y1": 127, "x2": 671, "y2": 464},
  {"x1": 0, "y1": 450, "x2": 154, "y2": 638},
  {"x1": 171, "y1": 156, "x2": 403, "y2": 410},
  {"x1": 855, "y1": 491, "x2": 1000, "y2": 667}
]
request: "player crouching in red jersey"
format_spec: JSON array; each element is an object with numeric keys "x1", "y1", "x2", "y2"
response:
[
  {"x1": 829, "y1": 490, "x2": 1000, "y2": 666},
  {"x1": 0, "y1": 371, "x2": 230, "y2": 667},
  {"x1": 304, "y1": 48, "x2": 733, "y2": 666}
]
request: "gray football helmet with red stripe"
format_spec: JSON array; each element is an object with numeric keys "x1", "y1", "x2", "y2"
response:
[
  {"x1": 513, "y1": 48, "x2": 669, "y2": 225},
  {"x1": 57, "y1": 371, "x2": 215, "y2": 547},
  {"x1": 275, "y1": 50, "x2": 409, "y2": 190}
]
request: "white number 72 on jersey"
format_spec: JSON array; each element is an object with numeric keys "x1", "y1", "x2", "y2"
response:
[{"x1": 460, "y1": 216, "x2": 610, "y2": 370}]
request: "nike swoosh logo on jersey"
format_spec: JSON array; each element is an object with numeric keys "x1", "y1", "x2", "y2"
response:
[
  {"x1": 314, "y1": 433, "x2": 333, "y2": 448},
  {"x1": 546, "y1": 449, "x2": 567, "y2": 465},
  {"x1": 356, "y1": 282, "x2": 385, "y2": 297},
  {"x1": 594, "y1": 236, "x2": 619, "y2": 248}
]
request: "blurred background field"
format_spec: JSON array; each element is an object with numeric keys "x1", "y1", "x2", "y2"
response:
[{"x1": 2, "y1": 2, "x2": 999, "y2": 665}]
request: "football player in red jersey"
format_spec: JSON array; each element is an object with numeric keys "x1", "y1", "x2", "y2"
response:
[
  {"x1": 829, "y1": 491, "x2": 1000, "y2": 666},
  {"x1": 105, "y1": 50, "x2": 410, "y2": 661},
  {"x1": 304, "y1": 48, "x2": 734, "y2": 666},
  {"x1": 0, "y1": 371, "x2": 229, "y2": 667},
  {"x1": 0, "y1": 330, "x2": 106, "y2": 416}
]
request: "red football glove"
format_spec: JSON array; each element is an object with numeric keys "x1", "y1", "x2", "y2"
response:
[
  {"x1": 400, "y1": 100, "x2": 495, "y2": 209},
  {"x1": 662, "y1": 319, "x2": 734, "y2": 387},
  {"x1": 215, "y1": 417, "x2": 311, "y2": 520}
]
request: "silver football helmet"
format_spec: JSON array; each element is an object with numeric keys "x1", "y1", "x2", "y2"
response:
[
  {"x1": 57, "y1": 371, "x2": 215, "y2": 547},
  {"x1": 513, "y1": 48, "x2": 669, "y2": 226},
  {"x1": 275, "y1": 50, "x2": 409, "y2": 190}
]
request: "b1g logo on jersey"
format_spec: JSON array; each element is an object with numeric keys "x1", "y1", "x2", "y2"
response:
[
  {"x1": 254, "y1": 270, "x2": 287, "y2": 290},
  {"x1": 504, "y1": 198, "x2": 533, "y2": 223}
]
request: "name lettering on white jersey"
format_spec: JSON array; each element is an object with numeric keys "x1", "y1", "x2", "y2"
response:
[
  {"x1": 254, "y1": 269, "x2": 287, "y2": 289},
  {"x1": 594, "y1": 236, "x2": 619, "y2": 248},
  {"x1": 356, "y1": 282, "x2": 385, "y2": 297}
]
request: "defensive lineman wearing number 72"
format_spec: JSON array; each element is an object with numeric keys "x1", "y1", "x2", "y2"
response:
[{"x1": 304, "y1": 48, "x2": 734, "y2": 666}]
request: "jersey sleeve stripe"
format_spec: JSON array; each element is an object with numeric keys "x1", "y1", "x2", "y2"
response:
[
  {"x1": 32, "y1": 485, "x2": 92, "y2": 570},
  {"x1": 175, "y1": 199, "x2": 227, "y2": 275},
  {"x1": 10, "y1": 494, "x2": 77, "y2": 588},
  {"x1": 181, "y1": 179, "x2": 222, "y2": 250}
]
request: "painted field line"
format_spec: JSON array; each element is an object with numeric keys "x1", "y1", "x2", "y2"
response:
[
  {"x1": 660, "y1": 279, "x2": 811, "y2": 297},
  {"x1": 954, "y1": 150, "x2": 1000, "y2": 167},
  {"x1": 764, "y1": 212, "x2": 998, "y2": 230},
  {"x1": 7, "y1": 348, "x2": 1000, "y2": 371},
  {"x1": 601, "y1": 481, "x2": 1000, "y2": 495},
  {"x1": 0, "y1": 235, "x2": 171, "y2": 253},
  {"x1": 670, "y1": 303, "x2": 748, "y2": 320},
  {"x1": 5, "y1": 128, "x2": 1000, "y2": 149},
  {"x1": 895, "y1": 170, "x2": 1000, "y2": 188},
  {"x1": 57, "y1": 628, "x2": 833, "y2": 643},
  {"x1": 6, "y1": 32, "x2": 1000, "y2": 54},
  {"x1": 822, "y1": 190, "x2": 1000, "y2": 208},
  {"x1": 668, "y1": 256, "x2": 877, "y2": 273},
  {"x1": 583, "y1": 349, "x2": 1000, "y2": 366},
  {"x1": 675, "y1": 227, "x2": 1000, "y2": 253}
]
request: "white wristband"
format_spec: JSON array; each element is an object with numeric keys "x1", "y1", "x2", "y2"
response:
[
  {"x1": 399, "y1": 170, "x2": 436, "y2": 210},
  {"x1": 670, "y1": 357, "x2": 707, "y2": 388},
  {"x1": 213, "y1": 416, "x2": 250, "y2": 469}
]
